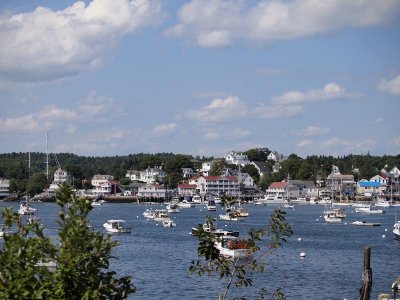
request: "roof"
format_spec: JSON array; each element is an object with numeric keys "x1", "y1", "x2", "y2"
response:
[
  {"x1": 252, "y1": 161, "x2": 269, "y2": 172},
  {"x1": 268, "y1": 182, "x2": 288, "y2": 189},
  {"x1": 359, "y1": 181, "x2": 381, "y2": 187},
  {"x1": 178, "y1": 184, "x2": 197, "y2": 188}
]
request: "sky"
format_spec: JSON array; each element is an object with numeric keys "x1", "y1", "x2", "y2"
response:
[{"x1": 0, "y1": 0, "x2": 399, "y2": 159}]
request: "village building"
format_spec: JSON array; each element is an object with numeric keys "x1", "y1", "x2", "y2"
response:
[
  {"x1": 177, "y1": 183, "x2": 197, "y2": 196},
  {"x1": 137, "y1": 183, "x2": 167, "y2": 199},
  {"x1": 251, "y1": 161, "x2": 270, "y2": 177},
  {"x1": 48, "y1": 168, "x2": 70, "y2": 191},
  {"x1": 224, "y1": 151, "x2": 251, "y2": 166},
  {"x1": 182, "y1": 168, "x2": 196, "y2": 179},
  {"x1": 0, "y1": 179, "x2": 10, "y2": 196},
  {"x1": 188, "y1": 175, "x2": 240, "y2": 196}
]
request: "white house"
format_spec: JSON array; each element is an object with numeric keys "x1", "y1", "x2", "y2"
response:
[
  {"x1": 0, "y1": 179, "x2": 10, "y2": 196},
  {"x1": 370, "y1": 174, "x2": 388, "y2": 187},
  {"x1": 91, "y1": 174, "x2": 114, "y2": 195},
  {"x1": 237, "y1": 173, "x2": 254, "y2": 187},
  {"x1": 267, "y1": 151, "x2": 283, "y2": 162},
  {"x1": 182, "y1": 168, "x2": 196, "y2": 179},
  {"x1": 357, "y1": 180, "x2": 385, "y2": 196},
  {"x1": 137, "y1": 183, "x2": 166, "y2": 199},
  {"x1": 266, "y1": 182, "x2": 288, "y2": 197},
  {"x1": 224, "y1": 151, "x2": 251, "y2": 166},
  {"x1": 140, "y1": 166, "x2": 166, "y2": 183},
  {"x1": 189, "y1": 175, "x2": 240, "y2": 196},
  {"x1": 48, "y1": 168, "x2": 70, "y2": 191},
  {"x1": 200, "y1": 161, "x2": 214, "y2": 176},
  {"x1": 126, "y1": 170, "x2": 141, "y2": 181}
]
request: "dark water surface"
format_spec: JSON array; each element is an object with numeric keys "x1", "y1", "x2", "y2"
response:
[{"x1": 1, "y1": 202, "x2": 399, "y2": 299}]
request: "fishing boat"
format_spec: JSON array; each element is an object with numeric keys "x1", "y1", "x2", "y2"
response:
[
  {"x1": 215, "y1": 237, "x2": 253, "y2": 258},
  {"x1": 177, "y1": 199, "x2": 194, "y2": 208},
  {"x1": 162, "y1": 219, "x2": 176, "y2": 228},
  {"x1": 143, "y1": 208, "x2": 156, "y2": 219},
  {"x1": 324, "y1": 211, "x2": 341, "y2": 223},
  {"x1": 207, "y1": 199, "x2": 217, "y2": 211},
  {"x1": 153, "y1": 209, "x2": 170, "y2": 222},
  {"x1": 103, "y1": 219, "x2": 131, "y2": 233},
  {"x1": 191, "y1": 221, "x2": 239, "y2": 238}
]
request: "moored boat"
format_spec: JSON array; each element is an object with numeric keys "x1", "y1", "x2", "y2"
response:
[
  {"x1": 219, "y1": 213, "x2": 238, "y2": 221},
  {"x1": 216, "y1": 237, "x2": 253, "y2": 258},
  {"x1": 355, "y1": 205, "x2": 385, "y2": 214},
  {"x1": 394, "y1": 221, "x2": 400, "y2": 240},
  {"x1": 103, "y1": 219, "x2": 131, "y2": 233},
  {"x1": 162, "y1": 219, "x2": 176, "y2": 228},
  {"x1": 351, "y1": 221, "x2": 381, "y2": 227},
  {"x1": 324, "y1": 211, "x2": 341, "y2": 223},
  {"x1": 18, "y1": 202, "x2": 38, "y2": 215},
  {"x1": 234, "y1": 207, "x2": 249, "y2": 217}
]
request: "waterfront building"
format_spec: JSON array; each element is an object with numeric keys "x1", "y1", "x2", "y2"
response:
[
  {"x1": 326, "y1": 165, "x2": 355, "y2": 197},
  {"x1": 0, "y1": 179, "x2": 10, "y2": 196},
  {"x1": 266, "y1": 181, "x2": 288, "y2": 197},
  {"x1": 177, "y1": 183, "x2": 197, "y2": 196},
  {"x1": 137, "y1": 183, "x2": 166, "y2": 199},
  {"x1": 91, "y1": 174, "x2": 114, "y2": 195},
  {"x1": 356, "y1": 180, "x2": 384, "y2": 196},
  {"x1": 188, "y1": 175, "x2": 240, "y2": 196}
]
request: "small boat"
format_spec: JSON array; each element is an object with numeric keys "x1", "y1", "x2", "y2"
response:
[
  {"x1": 91, "y1": 200, "x2": 103, "y2": 207},
  {"x1": 324, "y1": 211, "x2": 341, "y2": 223},
  {"x1": 351, "y1": 221, "x2": 381, "y2": 227},
  {"x1": 166, "y1": 202, "x2": 181, "y2": 213},
  {"x1": 162, "y1": 219, "x2": 176, "y2": 228},
  {"x1": 18, "y1": 202, "x2": 38, "y2": 215},
  {"x1": 216, "y1": 237, "x2": 253, "y2": 258},
  {"x1": 177, "y1": 200, "x2": 195, "y2": 208},
  {"x1": 191, "y1": 221, "x2": 239, "y2": 238},
  {"x1": 192, "y1": 195, "x2": 202, "y2": 204},
  {"x1": 219, "y1": 213, "x2": 238, "y2": 221},
  {"x1": 234, "y1": 207, "x2": 249, "y2": 217},
  {"x1": 283, "y1": 202, "x2": 294, "y2": 209},
  {"x1": 0, "y1": 224, "x2": 11, "y2": 238},
  {"x1": 103, "y1": 219, "x2": 130, "y2": 233},
  {"x1": 355, "y1": 205, "x2": 385, "y2": 214},
  {"x1": 103, "y1": 219, "x2": 131, "y2": 233},
  {"x1": 207, "y1": 199, "x2": 217, "y2": 211},
  {"x1": 153, "y1": 209, "x2": 170, "y2": 222},
  {"x1": 333, "y1": 208, "x2": 346, "y2": 218},
  {"x1": 393, "y1": 221, "x2": 400, "y2": 240},
  {"x1": 143, "y1": 208, "x2": 156, "y2": 219}
]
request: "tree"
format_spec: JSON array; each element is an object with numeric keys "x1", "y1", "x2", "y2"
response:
[
  {"x1": 241, "y1": 164, "x2": 260, "y2": 183},
  {"x1": 210, "y1": 160, "x2": 226, "y2": 176},
  {"x1": 190, "y1": 207, "x2": 293, "y2": 299},
  {"x1": 25, "y1": 173, "x2": 49, "y2": 196},
  {"x1": 0, "y1": 184, "x2": 135, "y2": 299}
]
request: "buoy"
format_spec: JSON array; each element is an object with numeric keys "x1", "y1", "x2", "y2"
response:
[
  {"x1": 344, "y1": 222, "x2": 347, "y2": 225},
  {"x1": 382, "y1": 234, "x2": 385, "y2": 238},
  {"x1": 298, "y1": 237, "x2": 302, "y2": 242},
  {"x1": 316, "y1": 219, "x2": 319, "y2": 221},
  {"x1": 384, "y1": 228, "x2": 388, "y2": 232},
  {"x1": 300, "y1": 252, "x2": 306, "y2": 258},
  {"x1": 224, "y1": 224, "x2": 227, "y2": 227}
]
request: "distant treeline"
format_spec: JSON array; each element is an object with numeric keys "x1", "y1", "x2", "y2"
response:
[{"x1": 0, "y1": 149, "x2": 399, "y2": 196}]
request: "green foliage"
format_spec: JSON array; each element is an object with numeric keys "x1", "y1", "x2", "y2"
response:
[
  {"x1": 210, "y1": 160, "x2": 227, "y2": 176},
  {"x1": 26, "y1": 173, "x2": 49, "y2": 196},
  {"x1": 190, "y1": 208, "x2": 293, "y2": 300},
  {"x1": 241, "y1": 164, "x2": 260, "y2": 183},
  {"x1": 0, "y1": 184, "x2": 135, "y2": 299},
  {"x1": 244, "y1": 148, "x2": 271, "y2": 162}
]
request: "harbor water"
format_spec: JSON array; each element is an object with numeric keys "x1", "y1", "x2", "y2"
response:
[{"x1": 1, "y1": 202, "x2": 399, "y2": 299}]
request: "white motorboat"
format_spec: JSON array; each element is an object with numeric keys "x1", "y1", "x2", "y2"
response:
[
  {"x1": 393, "y1": 221, "x2": 400, "y2": 240},
  {"x1": 254, "y1": 195, "x2": 286, "y2": 205},
  {"x1": 192, "y1": 195, "x2": 202, "y2": 204},
  {"x1": 91, "y1": 200, "x2": 103, "y2": 207},
  {"x1": 103, "y1": 219, "x2": 131, "y2": 233},
  {"x1": 143, "y1": 208, "x2": 156, "y2": 219},
  {"x1": 0, "y1": 224, "x2": 10, "y2": 238},
  {"x1": 351, "y1": 221, "x2": 381, "y2": 227},
  {"x1": 355, "y1": 205, "x2": 385, "y2": 214},
  {"x1": 324, "y1": 211, "x2": 341, "y2": 223},
  {"x1": 153, "y1": 209, "x2": 170, "y2": 222},
  {"x1": 18, "y1": 202, "x2": 38, "y2": 215},
  {"x1": 162, "y1": 219, "x2": 176, "y2": 228},
  {"x1": 191, "y1": 221, "x2": 239, "y2": 237},
  {"x1": 216, "y1": 237, "x2": 253, "y2": 259},
  {"x1": 166, "y1": 202, "x2": 181, "y2": 213},
  {"x1": 283, "y1": 202, "x2": 294, "y2": 209},
  {"x1": 219, "y1": 213, "x2": 238, "y2": 221},
  {"x1": 234, "y1": 207, "x2": 249, "y2": 217},
  {"x1": 177, "y1": 200, "x2": 194, "y2": 208}
]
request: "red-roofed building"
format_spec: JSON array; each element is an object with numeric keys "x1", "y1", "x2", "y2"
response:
[
  {"x1": 177, "y1": 184, "x2": 197, "y2": 196},
  {"x1": 188, "y1": 175, "x2": 240, "y2": 196},
  {"x1": 266, "y1": 181, "x2": 288, "y2": 197}
]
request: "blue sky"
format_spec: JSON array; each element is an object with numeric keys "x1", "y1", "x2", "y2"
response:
[{"x1": 0, "y1": 0, "x2": 399, "y2": 158}]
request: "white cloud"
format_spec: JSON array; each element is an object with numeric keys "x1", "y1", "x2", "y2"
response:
[
  {"x1": 272, "y1": 82, "x2": 348, "y2": 104},
  {"x1": 320, "y1": 137, "x2": 376, "y2": 152},
  {"x1": 252, "y1": 104, "x2": 303, "y2": 119},
  {"x1": 78, "y1": 92, "x2": 115, "y2": 119},
  {"x1": 292, "y1": 126, "x2": 330, "y2": 137},
  {"x1": 297, "y1": 139, "x2": 313, "y2": 148},
  {"x1": 378, "y1": 75, "x2": 400, "y2": 96},
  {"x1": 186, "y1": 96, "x2": 247, "y2": 122},
  {"x1": 229, "y1": 128, "x2": 250, "y2": 139},
  {"x1": 104, "y1": 128, "x2": 125, "y2": 142},
  {"x1": 153, "y1": 123, "x2": 177, "y2": 134},
  {"x1": 0, "y1": 0, "x2": 164, "y2": 83},
  {"x1": 167, "y1": 0, "x2": 400, "y2": 48},
  {"x1": 392, "y1": 137, "x2": 400, "y2": 146},
  {"x1": 202, "y1": 130, "x2": 220, "y2": 141},
  {"x1": 371, "y1": 118, "x2": 384, "y2": 125},
  {"x1": 0, "y1": 114, "x2": 39, "y2": 132}
]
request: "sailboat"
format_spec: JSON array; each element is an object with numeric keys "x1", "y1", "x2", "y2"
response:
[{"x1": 394, "y1": 208, "x2": 400, "y2": 240}]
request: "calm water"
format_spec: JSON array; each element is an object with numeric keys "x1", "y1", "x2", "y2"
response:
[{"x1": 1, "y1": 201, "x2": 399, "y2": 300}]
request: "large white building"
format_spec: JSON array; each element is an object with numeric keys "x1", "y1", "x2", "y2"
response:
[
  {"x1": 189, "y1": 175, "x2": 240, "y2": 196},
  {"x1": 91, "y1": 174, "x2": 114, "y2": 195},
  {"x1": 126, "y1": 166, "x2": 166, "y2": 183},
  {"x1": 137, "y1": 183, "x2": 166, "y2": 199}
]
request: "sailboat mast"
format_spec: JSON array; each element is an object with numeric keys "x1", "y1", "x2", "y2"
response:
[
  {"x1": 28, "y1": 142, "x2": 31, "y2": 175},
  {"x1": 46, "y1": 132, "x2": 49, "y2": 180}
]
